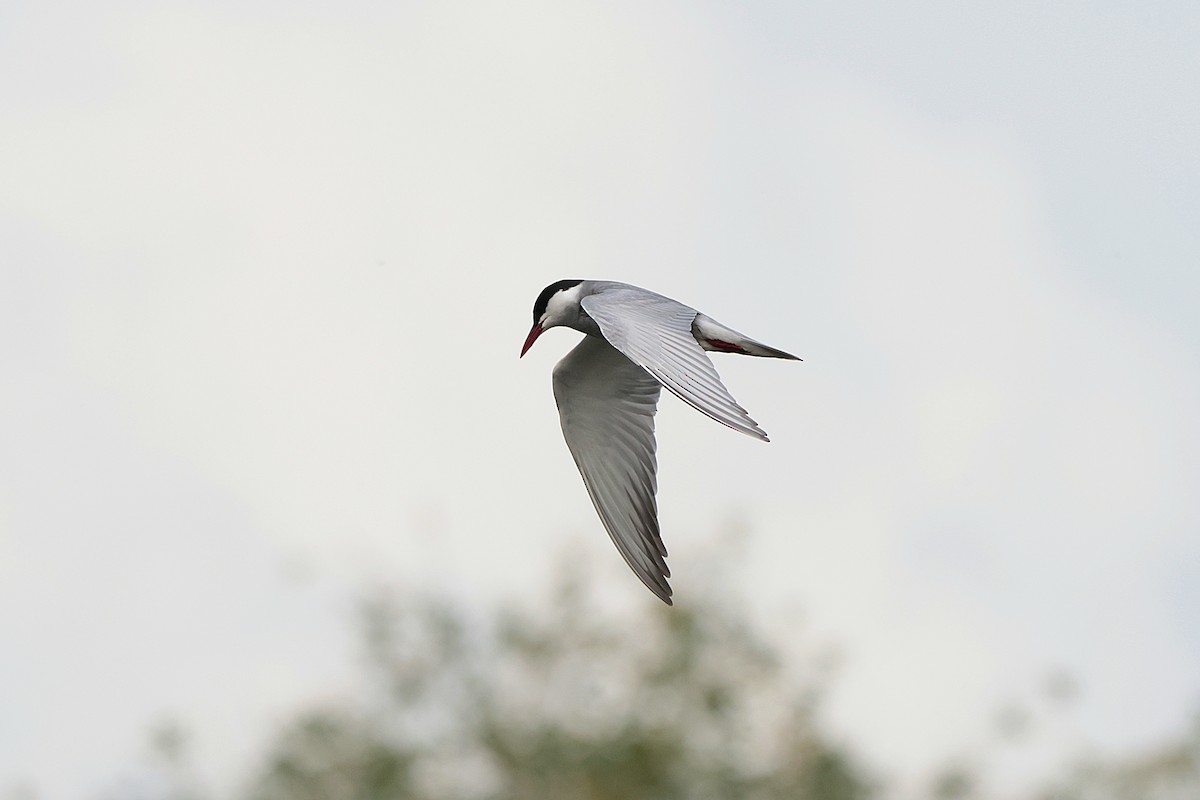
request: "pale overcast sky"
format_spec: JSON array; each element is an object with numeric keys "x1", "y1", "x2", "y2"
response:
[{"x1": 2, "y1": 1, "x2": 1198, "y2": 797}]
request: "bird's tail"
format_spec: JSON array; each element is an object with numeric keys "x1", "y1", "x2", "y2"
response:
[{"x1": 691, "y1": 313, "x2": 802, "y2": 360}]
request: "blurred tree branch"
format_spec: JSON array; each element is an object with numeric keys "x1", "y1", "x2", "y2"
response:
[
  {"x1": 81, "y1": 547, "x2": 1197, "y2": 800},
  {"x1": 244, "y1": 564, "x2": 870, "y2": 800}
]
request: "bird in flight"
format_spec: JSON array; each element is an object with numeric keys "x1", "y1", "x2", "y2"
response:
[{"x1": 521, "y1": 280, "x2": 800, "y2": 604}]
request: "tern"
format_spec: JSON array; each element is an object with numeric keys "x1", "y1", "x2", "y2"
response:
[{"x1": 520, "y1": 280, "x2": 800, "y2": 604}]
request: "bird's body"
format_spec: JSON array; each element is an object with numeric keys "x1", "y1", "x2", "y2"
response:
[{"x1": 521, "y1": 280, "x2": 799, "y2": 604}]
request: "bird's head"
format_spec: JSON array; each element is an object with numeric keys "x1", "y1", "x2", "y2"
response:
[{"x1": 521, "y1": 279, "x2": 584, "y2": 356}]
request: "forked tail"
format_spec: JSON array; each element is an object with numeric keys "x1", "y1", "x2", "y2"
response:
[{"x1": 691, "y1": 313, "x2": 802, "y2": 360}]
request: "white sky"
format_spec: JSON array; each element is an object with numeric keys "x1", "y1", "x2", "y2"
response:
[{"x1": 2, "y1": 1, "x2": 1198, "y2": 797}]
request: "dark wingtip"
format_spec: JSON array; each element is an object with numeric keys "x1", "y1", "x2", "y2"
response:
[
  {"x1": 761, "y1": 345, "x2": 802, "y2": 361},
  {"x1": 648, "y1": 579, "x2": 674, "y2": 605}
]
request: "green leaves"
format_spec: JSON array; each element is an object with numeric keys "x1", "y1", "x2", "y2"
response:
[{"x1": 247, "y1": 575, "x2": 868, "y2": 800}]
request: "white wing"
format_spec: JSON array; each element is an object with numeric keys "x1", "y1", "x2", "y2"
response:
[
  {"x1": 553, "y1": 335, "x2": 672, "y2": 604},
  {"x1": 581, "y1": 283, "x2": 769, "y2": 441}
]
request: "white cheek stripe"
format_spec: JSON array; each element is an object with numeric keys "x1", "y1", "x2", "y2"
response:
[{"x1": 545, "y1": 283, "x2": 584, "y2": 323}]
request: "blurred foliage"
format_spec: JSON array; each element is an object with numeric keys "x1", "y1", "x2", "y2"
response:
[
  {"x1": 247, "y1": 570, "x2": 871, "y2": 800},
  {"x1": 63, "y1": 554, "x2": 1199, "y2": 800}
]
